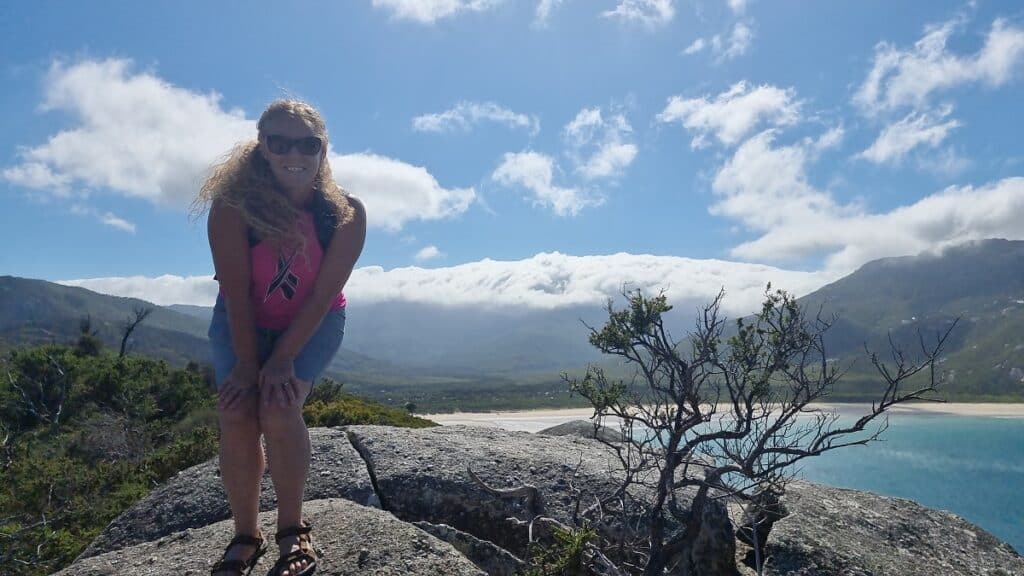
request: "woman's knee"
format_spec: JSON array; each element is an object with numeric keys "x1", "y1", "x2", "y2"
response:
[
  {"x1": 258, "y1": 400, "x2": 306, "y2": 437},
  {"x1": 218, "y1": 397, "x2": 259, "y2": 431}
]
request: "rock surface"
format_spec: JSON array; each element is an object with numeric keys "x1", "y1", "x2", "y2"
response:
[
  {"x1": 765, "y1": 481, "x2": 1023, "y2": 576},
  {"x1": 414, "y1": 521, "x2": 525, "y2": 576},
  {"x1": 347, "y1": 424, "x2": 651, "y2": 557},
  {"x1": 56, "y1": 499, "x2": 484, "y2": 576},
  {"x1": 81, "y1": 427, "x2": 375, "y2": 558},
  {"x1": 537, "y1": 418, "x2": 624, "y2": 444},
  {"x1": 56, "y1": 424, "x2": 1024, "y2": 576}
]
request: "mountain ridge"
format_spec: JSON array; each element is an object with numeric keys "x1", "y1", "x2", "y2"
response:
[{"x1": 2, "y1": 239, "x2": 1022, "y2": 402}]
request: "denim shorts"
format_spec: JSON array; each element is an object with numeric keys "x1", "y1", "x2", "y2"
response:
[{"x1": 207, "y1": 294, "x2": 346, "y2": 390}]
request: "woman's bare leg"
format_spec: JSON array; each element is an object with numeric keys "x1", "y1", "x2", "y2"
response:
[
  {"x1": 260, "y1": 378, "x2": 313, "y2": 576},
  {"x1": 215, "y1": 391, "x2": 265, "y2": 573}
]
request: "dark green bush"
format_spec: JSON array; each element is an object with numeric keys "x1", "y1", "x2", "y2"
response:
[
  {"x1": 520, "y1": 525, "x2": 597, "y2": 576},
  {"x1": 0, "y1": 342, "x2": 437, "y2": 575},
  {"x1": 0, "y1": 344, "x2": 216, "y2": 575},
  {"x1": 303, "y1": 393, "x2": 436, "y2": 428}
]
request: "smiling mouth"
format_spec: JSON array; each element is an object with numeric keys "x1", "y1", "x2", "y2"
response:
[{"x1": 285, "y1": 167, "x2": 305, "y2": 173}]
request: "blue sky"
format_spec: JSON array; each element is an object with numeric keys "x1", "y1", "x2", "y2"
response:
[{"x1": 2, "y1": 0, "x2": 1023, "y2": 314}]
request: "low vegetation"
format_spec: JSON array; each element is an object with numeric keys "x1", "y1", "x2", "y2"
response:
[{"x1": 0, "y1": 332, "x2": 434, "y2": 575}]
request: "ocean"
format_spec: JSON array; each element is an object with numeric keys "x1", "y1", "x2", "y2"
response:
[{"x1": 795, "y1": 412, "x2": 1024, "y2": 554}]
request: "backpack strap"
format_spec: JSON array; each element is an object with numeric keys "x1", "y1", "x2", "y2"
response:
[
  {"x1": 238, "y1": 191, "x2": 339, "y2": 252},
  {"x1": 310, "y1": 190, "x2": 340, "y2": 250}
]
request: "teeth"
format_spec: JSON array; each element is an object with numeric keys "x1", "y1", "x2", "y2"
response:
[{"x1": 286, "y1": 167, "x2": 304, "y2": 172}]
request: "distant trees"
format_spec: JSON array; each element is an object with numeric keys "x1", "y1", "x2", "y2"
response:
[
  {"x1": 75, "y1": 315, "x2": 102, "y2": 357},
  {"x1": 119, "y1": 306, "x2": 152, "y2": 358},
  {"x1": 521, "y1": 287, "x2": 954, "y2": 576}
]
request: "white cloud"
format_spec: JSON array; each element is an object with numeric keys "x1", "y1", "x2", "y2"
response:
[
  {"x1": 60, "y1": 252, "x2": 834, "y2": 317},
  {"x1": 101, "y1": 212, "x2": 137, "y2": 233},
  {"x1": 814, "y1": 125, "x2": 845, "y2": 153},
  {"x1": 683, "y1": 38, "x2": 707, "y2": 55},
  {"x1": 492, "y1": 151, "x2": 599, "y2": 216},
  {"x1": 1, "y1": 59, "x2": 252, "y2": 207},
  {"x1": 414, "y1": 245, "x2": 444, "y2": 261},
  {"x1": 714, "y1": 22, "x2": 754, "y2": 61},
  {"x1": 581, "y1": 143, "x2": 638, "y2": 181},
  {"x1": 2, "y1": 162, "x2": 73, "y2": 194},
  {"x1": 712, "y1": 130, "x2": 846, "y2": 235},
  {"x1": 371, "y1": 0, "x2": 503, "y2": 24},
  {"x1": 602, "y1": 0, "x2": 674, "y2": 27},
  {"x1": 488, "y1": 108, "x2": 635, "y2": 217},
  {"x1": 730, "y1": 178, "x2": 1024, "y2": 272},
  {"x1": 60, "y1": 274, "x2": 220, "y2": 307},
  {"x1": 534, "y1": 0, "x2": 564, "y2": 26},
  {"x1": 331, "y1": 152, "x2": 475, "y2": 231},
  {"x1": 412, "y1": 101, "x2": 539, "y2": 134},
  {"x1": 2, "y1": 58, "x2": 473, "y2": 232},
  {"x1": 859, "y1": 109, "x2": 961, "y2": 165},
  {"x1": 688, "y1": 22, "x2": 755, "y2": 63},
  {"x1": 710, "y1": 129, "x2": 1024, "y2": 272},
  {"x1": 68, "y1": 202, "x2": 137, "y2": 233},
  {"x1": 727, "y1": 0, "x2": 748, "y2": 15},
  {"x1": 915, "y1": 146, "x2": 972, "y2": 178},
  {"x1": 658, "y1": 81, "x2": 801, "y2": 148},
  {"x1": 854, "y1": 17, "x2": 1024, "y2": 114},
  {"x1": 563, "y1": 107, "x2": 638, "y2": 180}
]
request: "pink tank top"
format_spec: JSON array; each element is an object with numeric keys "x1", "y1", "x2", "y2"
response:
[{"x1": 244, "y1": 212, "x2": 346, "y2": 330}]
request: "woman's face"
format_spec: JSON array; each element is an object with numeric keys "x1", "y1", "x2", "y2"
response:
[{"x1": 259, "y1": 113, "x2": 324, "y2": 203}]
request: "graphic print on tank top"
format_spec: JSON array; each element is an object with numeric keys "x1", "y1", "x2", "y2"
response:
[
  {"x1": 242, "y1": 211, "x2": 346, "y2": 330},
  {"x1": 265, "y1": 251, "x2": 299, "y2": 302}
]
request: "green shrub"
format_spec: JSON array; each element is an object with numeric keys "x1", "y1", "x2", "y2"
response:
[
  {"x1": 0, "y1": 343, "x2": 437, "y2": 575},
  {"x1": 142, "y1": 425, "x2": 219, "y2": 483},
  {"x1": 303, "y1": 393, "x2": 437, "y2": 428},
  {"x1": 0, "y1": 344, "x2": 216, "y2": 575},
  {"x1": 520, "y1": 525, "x2": 597, "y2": 576}
]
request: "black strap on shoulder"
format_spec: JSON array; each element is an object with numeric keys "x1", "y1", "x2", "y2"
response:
[
  {"x1": 309, "y1": 191, "x2": 339, "y2": 250},
  {"x1": 242, "y1": 191, "x2": 339, "y2": 250}
]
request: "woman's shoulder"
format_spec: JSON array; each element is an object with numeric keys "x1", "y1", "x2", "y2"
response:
[
  {"x1": 208, "y1": 198, "x2": 246, "y2": 227},
  {"x1": 343, "y1": 194, "x2": 366, "y2": 221},
  {"x1": 311, "y1": 189, "x2": 364, "y2": 223}
]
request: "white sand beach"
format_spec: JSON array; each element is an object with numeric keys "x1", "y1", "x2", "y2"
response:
[
  {"x1": 421, "y1": 407, "x2": 599, "y2": 433},
  {"x1": 422, "y1": 403, "x2": 1024, "y2": 433}
]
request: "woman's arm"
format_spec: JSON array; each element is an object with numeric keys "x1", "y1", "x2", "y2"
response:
[
  {"x1": 208, "y1": 201, "x2": 260, "y2": 407},
  {"x1": 261, "y1": 196, "x2": 367, "y2": 402}
]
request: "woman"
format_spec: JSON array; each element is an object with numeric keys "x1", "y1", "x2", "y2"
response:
[{"x1": 195, "y1": 99, "x2": 366, "y2": 576}]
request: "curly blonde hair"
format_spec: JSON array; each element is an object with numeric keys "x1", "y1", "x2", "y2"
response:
[{"x1": 192, "y1": 99, "x2": 354, "y2": 255}]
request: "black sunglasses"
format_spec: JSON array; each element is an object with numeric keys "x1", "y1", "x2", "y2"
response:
[{"x1": 264, "y1": 134, "x2": 323, "y2": 156}]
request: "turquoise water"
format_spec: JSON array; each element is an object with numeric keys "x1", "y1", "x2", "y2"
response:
[{"x1": 794, "y1": 412, "x2": 1024, "y2": 554}]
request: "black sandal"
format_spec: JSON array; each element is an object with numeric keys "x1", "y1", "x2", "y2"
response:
[
  {"x1": 267, "y1": 521, "x2": 317, "y2": 576},
  {"x1": 211, "y1": 532, "x2": 267, "y2": 576}
]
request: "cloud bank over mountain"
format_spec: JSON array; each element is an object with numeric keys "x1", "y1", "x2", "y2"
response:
[{"x1": 60, "y1": 252, "x2": 834, "y2": 317}]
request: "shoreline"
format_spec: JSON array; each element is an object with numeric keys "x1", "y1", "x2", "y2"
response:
[
  {"x1": 422, "y1": 402, "x2": 1024, "y2": 433},
  {"x1": 812, "y1": 402, "x2": 1024, "y2": 418}
]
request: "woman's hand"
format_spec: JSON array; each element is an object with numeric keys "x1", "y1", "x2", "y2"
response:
[
  {"x1": 260, "y1": 355, "x2": 299, "y2": 407},
  {"x1": 218, "y1": 363, "x2": 259, "y2": 412}
]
